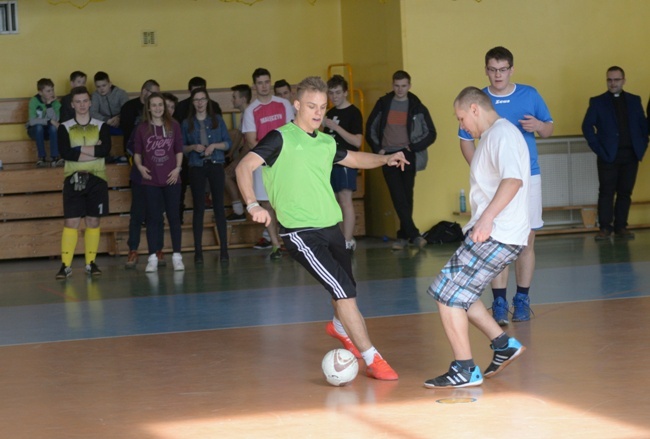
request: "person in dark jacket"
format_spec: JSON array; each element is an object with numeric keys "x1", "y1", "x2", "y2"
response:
[
  {"x1": 582, "y1": 66, "x2": 649, "y2": 241},
  {"x1": 365, "y1": 70, "x2": 436, "y2": 250}
]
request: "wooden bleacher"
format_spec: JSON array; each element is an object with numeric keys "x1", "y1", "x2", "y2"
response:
[
  {"x1": 455, "y1": 200, "x2": 650, "y2": 236},
  {"x1": 0, "y1": 88, "x2": 366, "y2": 260}
]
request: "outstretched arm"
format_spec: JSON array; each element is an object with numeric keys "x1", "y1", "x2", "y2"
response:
[{"x1": 338, "y1": 150, "x2": 409, "y2": 171}]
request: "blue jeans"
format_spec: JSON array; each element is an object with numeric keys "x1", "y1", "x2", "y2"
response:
[{"x1": 28, "y1": 124, "x2": 59, "y2": 159}]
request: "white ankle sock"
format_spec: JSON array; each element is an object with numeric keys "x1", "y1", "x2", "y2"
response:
[
  {"x1": 362, "y1": 347, "x2": 380, "y2": 365},
  {"x1": 333, "y1": 316, "x2": 348, "y2": 336}
]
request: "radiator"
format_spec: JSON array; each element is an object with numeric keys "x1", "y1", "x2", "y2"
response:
[{"x1": 538, "y1": 136, "x2": 598, "y2": 226}]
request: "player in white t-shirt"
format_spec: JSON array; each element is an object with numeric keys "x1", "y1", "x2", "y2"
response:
[
  {"x1": 425, "y1": 87, "x2": 529, "y2": 389},
  {"x1": 241, "y1": 68, "x2": 294, "y2": 259}
]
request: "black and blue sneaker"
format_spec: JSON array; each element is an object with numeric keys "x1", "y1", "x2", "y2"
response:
[
  {"x1": 512, "y1": 293, "x2": 533, "y2": 322},
  {"x1": 484, "y1": 337, "x2": 526, "y2": 378},
  {"x1": 491, "y1": 296, "x2": 510, "y2": 326},
  {"x1": 424, "y1": 361, "x2": 483, "y2": 388}
]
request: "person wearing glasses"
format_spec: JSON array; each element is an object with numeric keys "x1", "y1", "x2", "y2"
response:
[
  {"x1": 582, "y1": 66, "x2": 648, "y2": 242},
  {"x1": 182, "y1": 88, "x2": 232, "y2": 264},
  {"x1": 173, "y1": 77, "x2": 223, "y2": 225},
  {"x1": 458, "y1": 46, "x2": 553, "y2": 326}
]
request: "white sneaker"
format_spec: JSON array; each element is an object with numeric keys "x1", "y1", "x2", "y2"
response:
[
  {"x1": 172, "y1": 252, "x2": 184, "y2": 271},
  {"x1": 413, "y1": 236, "x2": 427, "y2": 249},
  {"x1": 145, "y1": 253, "x2": 158, "y2": 273}
]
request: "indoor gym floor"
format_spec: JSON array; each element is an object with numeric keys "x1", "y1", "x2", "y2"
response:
[{"x1": 0, "y1": 230, "x2": 648, "y2": 439}]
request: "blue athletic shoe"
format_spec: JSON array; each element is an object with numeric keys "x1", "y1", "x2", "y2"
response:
[
  {"x1": 484, "y1": 337, "x2": 526, "y2": 378},
  {"x1": 512, "y1": 293, "x2": 532, "y2": 322},
  {"x1": 491, "y1": 296, "x2": 510, "y2": 326},
  {"x1": 424, "y1": 361, "x2": 483, "y2": 388}
]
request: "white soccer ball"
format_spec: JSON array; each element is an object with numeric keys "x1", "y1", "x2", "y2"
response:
[{"x1": 322, "y1": 348, "x2": 359, "y2": 386}]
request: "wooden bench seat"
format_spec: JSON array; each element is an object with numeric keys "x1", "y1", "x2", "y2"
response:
[
  {"x1": 0, "y1": 136, "x2": 125, "y2": 166},
  {"x1": 0, "y1": 92, "x2": 368, "y2": 260},
  {"x1": 0, "y1": 140, "x2": 38, "y2": 165},
  {"x1": 0, "y1": 202, "x2": 266, "y2": 259},
  {"x1": 0, "y1": 99, "x2": 28, "y2": 125},
  {"x1": 542, "y1": 204, "x2": 595, "y2": 211},
  {"x1": 543, "y1": 204, "x2": 597, "y2": 228},
  {"x1": 0, "y1": 163, "x2": 131, "y2": 194},
  {"x1": 0, "y1": 160, "x2": 367, "y2": 259},
  {"x1": 541, "y1": 202, "x2": 650, "y2": 231},
  {"x1": 454, "y1": 201, "x2": 649, "y2": 235},
  {"x1": 0, "y1": 198, "x2": 366, "y2": 259},
  {"x1": 0, "y1": 89, "x2": 238, "y2": 126},
  {"x1": 0, "y1": 190, "x2": 130, "y2": 221},
  {"x1": 106, "y1": 199, "x2": 366, "y2": 256}
]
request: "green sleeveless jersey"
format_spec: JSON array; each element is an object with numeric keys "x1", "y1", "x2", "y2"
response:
[{"x1": 262, "y1": 123, "x2": 342, "y2": 228}]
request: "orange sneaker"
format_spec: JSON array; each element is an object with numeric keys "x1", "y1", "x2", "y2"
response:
[
  {"x1": 366, "y1": 354, "x2": 398, "y2": 381},
  {"x1": 325, "y1": 322, "x2": 361, "y2": 358}
]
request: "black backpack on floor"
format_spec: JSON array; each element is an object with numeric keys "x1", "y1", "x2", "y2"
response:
[{"x1": 423, "y1": 221, "x2": 464, "y2": 244}]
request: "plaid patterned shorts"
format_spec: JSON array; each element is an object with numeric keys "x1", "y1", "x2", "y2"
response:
[{"x1": 428, "y1": 233, "x2": 523, "y2": 310}]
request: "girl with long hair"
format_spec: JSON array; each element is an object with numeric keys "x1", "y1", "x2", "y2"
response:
[
  {"x1": 133, "y1": 92, "x2": 185, "y2": 272},
  {"x1": 182, "y1": 87, "x2": 232, "y2": 263}
]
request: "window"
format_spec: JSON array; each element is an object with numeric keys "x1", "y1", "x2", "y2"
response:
[{"x1": 0, "y1": 2, "x2": 18, "y2": 34}]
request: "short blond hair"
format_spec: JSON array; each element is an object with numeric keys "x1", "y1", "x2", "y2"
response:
[{"x1": 296, "y1": 76, "x2": 327, "y2": 100}]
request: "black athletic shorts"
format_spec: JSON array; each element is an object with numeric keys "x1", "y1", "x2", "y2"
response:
[
  {"x1": 62, "y1": 173, "x2": 109, "y2": 218},
  {"x1": 280, "y1": 225, "x2": 356, "y2": 300}
]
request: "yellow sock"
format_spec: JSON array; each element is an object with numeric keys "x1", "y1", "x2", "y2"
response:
[
  {"x1": 85, "y1": 227, "x2": 101, "y2": 265},
  {"x1": 87, "y1": 278, "x2": 102, "y2": 300},
  {"x1": 61, "y1": 227, "x2": 78, "y2": 267}
]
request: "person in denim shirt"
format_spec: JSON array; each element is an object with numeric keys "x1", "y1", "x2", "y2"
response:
[{"x1": 182, "y1": 88, "x2": 232, "y2": 263}]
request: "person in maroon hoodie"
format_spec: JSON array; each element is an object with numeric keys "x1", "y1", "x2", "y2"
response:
[{"x1": 133, "y1": 93, "x2": 185, "y2": 273}]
